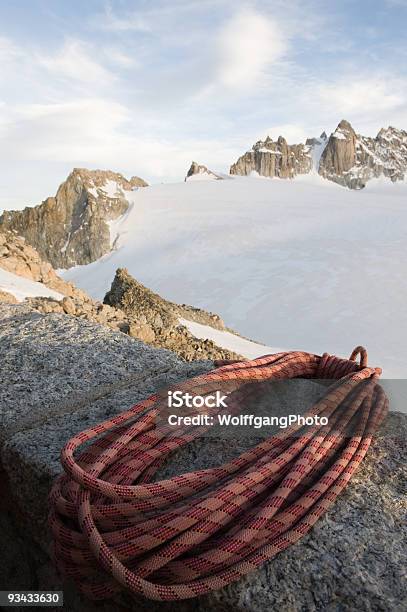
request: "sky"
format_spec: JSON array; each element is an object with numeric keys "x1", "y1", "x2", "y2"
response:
[{"x1": 1, "y1": 0, "x2": 407, "y2": 209}]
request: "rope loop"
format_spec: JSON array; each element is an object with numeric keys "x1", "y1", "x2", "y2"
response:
[{"x1": 349, "y1": 346, "x2": 368, "y2": 368}]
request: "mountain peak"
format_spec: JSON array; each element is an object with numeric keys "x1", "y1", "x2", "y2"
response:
[
  {"x1": 68, "y1": 167, "x2": 147, "y2": 191},
  {"x1": 231, "y1": 134, "x2": 312, "y2": 178},
  {"x1": 231, "y1": 120, "x2": 407, "y2": 189},
  {"x1": 185, "y1": 161, "x2": 223, "y2": 182},
  {"x1": 336, "y1": 119, "x2": 355, "y2": 133},
  {"x1": 0, "y1": 168, "x2": 148, "y2": 268},
  {"x1": 377, "y1": 126, "x2": 407, "y2": 142}
]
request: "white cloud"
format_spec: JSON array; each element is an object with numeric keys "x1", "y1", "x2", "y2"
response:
[
  {"x1": 0, "y1": 97, "x2": 240, "y2": 184},
  {"x1": 0, "y1": 36, "x2": 20, "y2": 63},
  {"x1": 318, "y1": 78, "x2": 405, "y2": 115},
  {"x1": 3, "y1": 99, "x2": 129, "y2": 160},
  {"x1": 261, "y1": 123, "x2": 310, "y2": 143},
  {"x1": 216, "y1": 9, "x2": 287, "y2": 89},
  {"x1": 105, "y1": 47, "x2": 137, "y2": 68},
  {"x1": 1, "y1": 1, "x2": 407, "y2": 207},
  {"x1": 92, "y1": 5, "x2": 151, "y2": 32},
  {"x1": 38, "y1": 40, "x2": 114, "y2": 84},
  {"x1": 0, "y1": 36, "x2": 25, "y2": 85}
]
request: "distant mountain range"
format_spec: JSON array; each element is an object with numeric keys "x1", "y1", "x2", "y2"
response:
[
  {"x1": 229, "y1": 119, "x2": 407, "y2": 189},
  {"x1": 1, "y1": 119, "x2": 406, "y2": 270}
]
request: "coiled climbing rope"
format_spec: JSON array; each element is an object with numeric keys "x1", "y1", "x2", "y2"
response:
[{"x1": 49, "y1": 346, "x2": 388, "y2": 601}]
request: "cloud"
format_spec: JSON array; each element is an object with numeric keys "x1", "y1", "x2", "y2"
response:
[
  {"x1": 260, "y1": 123, "x2": 310, "y2": 143},
  {"x1": 105, "y1": 47, "x2": 137, "y2": 68},
  {"x1": 0, "y1": 36, "x2": 26, "y2": 85},
  {"x1": 0, "y1": 97, "x2": 240, "y2": 183},
  {"x1": 3, "y1": 99, "x2": 129, "y2": 160},
  {"x1": 216, "y1": 9, "x2": 287, "y2": 89},
  {"x1": 0, "y1": 36, "x2": 20, "y2": 63},
  {"x1": 317, "y1": 78, "x2": 405, "y2": 115},
  {"x1": 38, "y1": 40, "x2": 115, "y2": 84},
  {"x1": 1, "y1": 0, "x2": 407, "y2": 208},
  {"x1": 92, "y1": 4, "x2": 151, "y2": 32}
]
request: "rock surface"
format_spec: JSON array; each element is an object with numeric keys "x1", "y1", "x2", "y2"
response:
[
  {"x1": 320, "y1": 120, "x2": 407, "y2": 189},
  {"x1": 185, "y1": 161, "x2": 224, "y2": 181},
  {"x1": 23, "y1": 268, "x2": 244, "y2": 361},
  {"x1": 0, "y1": 168, "x2": 147, "y2": 268},
  {"x1": 0, "y1": 236, "x2": 248, "y2": 360},
  {"x1": 0, "y1": 288, "x2": 17, "y2": 303},
  {"x1": 0, "y1": 305, "x2": 180, "y2": 443},
  {"x1": 25, "y1": 294, "x2": 130, "y2": 335},
  {"x1": 230, "y1": 119, "x2": 407, "y2": 189},
  {"x1": 0, "y1": 307, "x2": 405, "y2": 611},
  {"x1": 104, "y1": 267, "x2": 242, "y2": 361},
  {"x1": 0, "y1": 229, "x2": 88, "y2": 299},
  {"x1": 230, "y1": 135, "x2": 312, "y2": 179}
]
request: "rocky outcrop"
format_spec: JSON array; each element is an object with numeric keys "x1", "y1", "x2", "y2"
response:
[
  {"x1": 306, "y1": 131, "x2": 328, "y2": 146},
  {"x1": 320, "y1": 120, "x2": 407, "y2": 189},
  {"x1": 230, "y1": 135, "x2": 313, "y2": 179},
  {"x1": 0, "y1": 232, "x2": 245, "y2": 360},
  {"x1": 0, "y1": 229, "x2": 88, "y2": 299},
  {"x1": 319, "y1": 120, "x2": 358, "y2": 186},
  {"x1": 25, "y1": 294, "x2": 130, "y2": 334},
  {"x1": 185, "y1": 161, "x2": 223, "y2": 181},
  {"x1": 104, "y1": 268, "x2": 241, "y2": 361},
  {"x1": 21, "y1": 267, "x2": 242, "y2": 361},
  {"x1": 0, "y1": 228, "x2": 132, "y2": 327},
  {"x1": 0, "y1": 168, "x2": 147, "y2": 268},
  {"x1": 231, "y1": 120, "x2": 407, "y2": 188},
  {"x1": 0, "y1": 289, "x2": 17, "y2": 303}
]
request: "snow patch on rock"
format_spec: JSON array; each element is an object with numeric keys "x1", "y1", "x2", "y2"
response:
[{"x1": 0, "y1": 268, "x2": 63, "y2": 302}]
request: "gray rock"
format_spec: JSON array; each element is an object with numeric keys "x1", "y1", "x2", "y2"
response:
[
  {"x1": 0, "y1": 306, "x2": 181, "y2": 442},
  {"x1": 2, "y1": 360, "x2": 213, "y2": 547}
]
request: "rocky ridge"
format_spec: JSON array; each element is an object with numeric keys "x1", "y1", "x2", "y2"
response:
[
  {"x1": 0, "y1": 234, "x2": 242, "y2": 361},
  {"x1": 0, "y1": 230, "x2": 87, "y2": 299},
  {"x1": 0, "y1": 168, "x2": 147, "y2": 268},
  {"x1": 185, "y1": 161, "x2": 224, "y2": 181},
  {"x1": 230, "y1": 135, "x2": 313, "y2": 179},
  {"x1": 0, "y1": 230, "x2": 131, "y2": 333},
  {"x1": 230, "y1": 120, "x2": 407, "y2": 189},
  {"x1": 104, "y1": 268, "x2": 242, "y2": 361},
  {"x1": 319, "y1": 120, "x2": 407, "y2": 189}
]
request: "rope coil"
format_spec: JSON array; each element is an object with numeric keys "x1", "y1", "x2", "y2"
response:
[{"x1": 49, "y1": 347, "x2": 388, "y2": 601}]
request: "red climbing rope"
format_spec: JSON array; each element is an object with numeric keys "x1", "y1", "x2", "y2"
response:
[{"x1": 49, "y1": 347, "x2": 388, "y2": 601}]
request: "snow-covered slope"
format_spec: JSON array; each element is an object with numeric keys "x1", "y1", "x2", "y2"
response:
[
  {"x1": 186, "y1": 170, "x2": 219, "y2": 182},
  {"x1": 0, "y1": 268, "x2": 63, "y2": 301},
  {"x1": 179, "y1": 318, "x2": 284, "y2": 359},
  {"x1": 62, "y1": 174, "x2": 407, "y2": 377}
]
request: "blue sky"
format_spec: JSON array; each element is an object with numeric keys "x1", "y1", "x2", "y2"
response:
[{"x1": 1, "y1": 0, "x2": 407, "y2": 208}]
